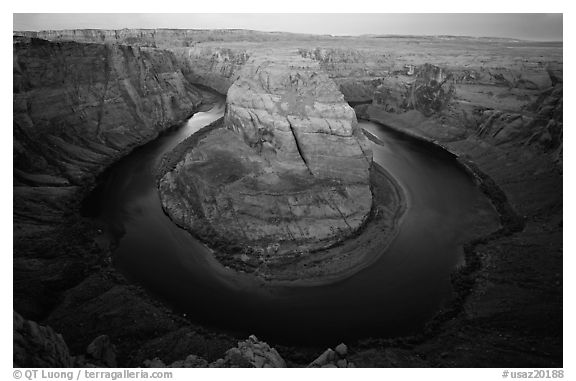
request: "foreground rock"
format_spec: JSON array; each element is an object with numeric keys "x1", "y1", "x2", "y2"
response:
[
  {"x1": 159, "y1": 53, "x2": 378, "y2": 278},
  {"x1": 146, "y1": 334, "x2": 287, "y2": 368},
  {"x1": 86, "y1": 335, "x2": 118, "y2": 367},
  {"x1": 14, "y1": 313, "x2": 287, "y2": 368},
  {"x1": 308, "y1": 343, "x2": 355, "y2": 368},
  {"x1": 210, "y1": 335, "x2": 286, "y2": 368},
  {"x1": 13, "y1": 311, "x2": 74, "y2": 367}
]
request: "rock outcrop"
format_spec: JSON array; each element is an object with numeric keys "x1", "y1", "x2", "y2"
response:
[
  {"x1": 14, "y1": 311, "x2": 74, "y2": 367},
  {"x1": 225, "y1": 55, "x2": 372, "y2": 182},
  {"x1": 86, "y1": 335, "x2": 118, "y2": 367},
  {"x1": 145, "y1": 334, "x2": 287, "y2": 368},
  {"x1": 158, "y1": 54, "x2": 374, "y2": 274},
  {"x1": 14, "y1": 313, "x2": 285, "y2": 368},
  {"x1": 171, "y1": 46, "x2": 249, "y2": 94},
  {"x1": 14, "y1": 37, "x2": 205, "y2": 186},
  {"x1": 210, "y1": 335, "x2": 286, "y2": 368},
  {"x1": 373, "y1": 63, "x2": 455, "y2": 115},
  {"x1": 308, "y1": 343, "x2": 355, "y2": 368}
]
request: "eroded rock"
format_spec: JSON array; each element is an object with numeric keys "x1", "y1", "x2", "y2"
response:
[
  {"x1": 159, "y1": 53, "x2": 374, "y2": 276},
  {"x1": 13, "y1": 311, "x2": 73, "y2": 367},
  {"x1": 220, "y1": 335, "x2": 286, "y2": 368},
  {"x1": 86, "y1": 335, "x2": 117, "y2": 367},
  {"x1": 145, "y1": 335, "x2": 286, "y2": 368},
  {"x1": 308, "y1": 343, "x2": 355, "y2": 368}
]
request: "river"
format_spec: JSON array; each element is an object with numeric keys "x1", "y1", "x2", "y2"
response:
[{"x1": 83, "y1": 99, "x2": 498, "y2": 346}]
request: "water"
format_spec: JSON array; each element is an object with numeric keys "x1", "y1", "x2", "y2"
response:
[{"x1": 83, "y1": 100, "x2": 497, "y2": 346}]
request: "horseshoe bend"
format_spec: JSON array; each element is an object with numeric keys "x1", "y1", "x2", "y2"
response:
[
  {"x1": 156, "y1": 53, "x2": 404, "y2": 281},
  {"x1": 13, "y1": 21, "x2": 562, "y2": 368}
]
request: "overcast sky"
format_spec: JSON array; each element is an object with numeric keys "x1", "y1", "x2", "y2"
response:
[{"x1": 13, "y1": 13, "x2": 563, "y2": 41}]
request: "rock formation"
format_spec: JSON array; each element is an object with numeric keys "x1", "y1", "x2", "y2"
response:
[
  {"x1": 12, "y1": 30, "x2": 562, "y2": 368},
  {"x1": 13, "y1": 37, "x2": 205, "y2": 185},
  {"x1": 210, "y1": 335, "x2": 286, "y2": 368},
  {"x1": 373, "y1": 63, "x2": 455, "y2": 115},
  {"x1": 16, "y1": 29, "x2": 334, "y2": 48},
  {"x1": 13, "y1": 36, "x2": 213, "y2": 320},
  {"x1": 158, "y1": 54, "x2": 373, "y2": 271},
  {"x1": 171, "y1": 46, "x2": 249, "y2": 94},
  {"x1": 308, "y1": 343, "x2": 355, "y2": 368},
  {"x1": 86, "y1": 335, "x2": 118, "y2": 367},
  {"x1": 13, "y1": 311, "x2": 74, "y2": 367}
]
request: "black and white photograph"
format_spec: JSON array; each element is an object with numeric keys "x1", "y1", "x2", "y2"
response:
[{"x1": 10, "y1": 9, "x2": 566, "y2": 375}]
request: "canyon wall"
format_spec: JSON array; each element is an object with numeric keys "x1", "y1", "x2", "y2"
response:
[
  {"x1": 14, "y1": 37, "x2": 207, "y2": 186},
  {"x1": 13, "y1": 36, "x2": 211, "y2": 319},
  {"x1": 15, "y1": 30, "x2": 255, "y2": 96},
  {"x1": 299, "y1": 44, "x2": 562, "y2": 167},
  {"x1": 13, "y1": 30, "x2": 562, "y2": 367},
  {"x1": 16, "y1": 29, "x2": 333, "y2": 48},
  {"x1": 170, "y1": 46, "x2": 249, "y2": 94},
  {"x1": 13, "y1": 38, "x2": 241, "y2": 363}
]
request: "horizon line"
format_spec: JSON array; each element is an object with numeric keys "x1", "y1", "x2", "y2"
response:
[{"x1": 12, "y1": 28, "x2": 563, "y2": 43}]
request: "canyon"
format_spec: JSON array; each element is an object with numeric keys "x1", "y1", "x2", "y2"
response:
[
  {"x1": 13, "y1": 29, "x2": 562, "y2": 367},
  {"x1": 157, "y1": 53, "x2": 397, "y2": 281}
]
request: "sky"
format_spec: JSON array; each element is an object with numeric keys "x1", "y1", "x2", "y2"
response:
[{"x1": 13, "y1": 13, "x2": 563, "y2": 41}]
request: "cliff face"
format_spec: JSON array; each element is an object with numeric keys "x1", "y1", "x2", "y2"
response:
[
  {"x1": 225, "y1": 55, "x2": 372, "y2": 181},
  {"x1": 14, "y1": 37, "x2": 205, "y2": 185},
  {"x1": 170, "y1": 46, "x2": 250, "y2": 94},
  {"x1": 298, "y1": 47, "x2": 391, "y2": 103},
  {"x1": 14, "y1": 31, "x2": 255, "y2": 96},
  {"x1": 300, "y1": 43, "x2": 562, "y2": 168},
  {"x1": 349, "y1": 55, "x2": 562, "y2": 367},
  {"x1": 158, "y1": 54, "x2": 374, "y2": 270},
  {"x1": 13, "y1": 37, "x2": 210, "y2": 319},
  {"x1": 16, "y1": 29, "x2": 333, "y2": 48}
]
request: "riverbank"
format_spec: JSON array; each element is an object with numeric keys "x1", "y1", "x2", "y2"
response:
[{"x1": 346, "y1": 104, "x2": 562, "y2": 367}]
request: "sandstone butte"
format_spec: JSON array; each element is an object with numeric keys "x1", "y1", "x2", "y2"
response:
[{"x1": 158, "y1": 53, "x2": 377, "y2": 271}]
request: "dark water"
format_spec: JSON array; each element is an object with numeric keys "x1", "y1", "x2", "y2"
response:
[{"x1": 84, "y1": 100, "x2": 497, "y2": 347}]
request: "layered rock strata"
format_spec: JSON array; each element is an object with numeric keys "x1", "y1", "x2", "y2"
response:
[
  {"x1": 170, "y1": 46, "x2": 249, "y2": 94},
  {"x1": 14, "y1": 37, "x2": 205, "y2": 185},
  {"x1": 13, "y1": 30, "x2": 562, "y2": 367},
  {"x1": 13, "y1": 37, "x2": 210, "y2": 319},
  {"x1": 15, "y1": 29, "x2": 333, "y2": 48},
  {"x1": 159, "y1": 54, "x2": 374, "y2": 269}
]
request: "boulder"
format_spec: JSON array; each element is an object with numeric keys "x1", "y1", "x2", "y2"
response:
[
  {"x1": 86, "y1": 335, "x2": 117, "y2": 367},
  {"x1": 335, "y1": 343, "x2": 348, "y2": 357},
  {"x1": 207, "y1": 335, "x2": 286, "y2": 368},
  {"x1": 308, "y1": 348, "x2": 336, "y2": 367},
  {"x1": 308, "y1": 343, "x2": 354, "y2": 368}
]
